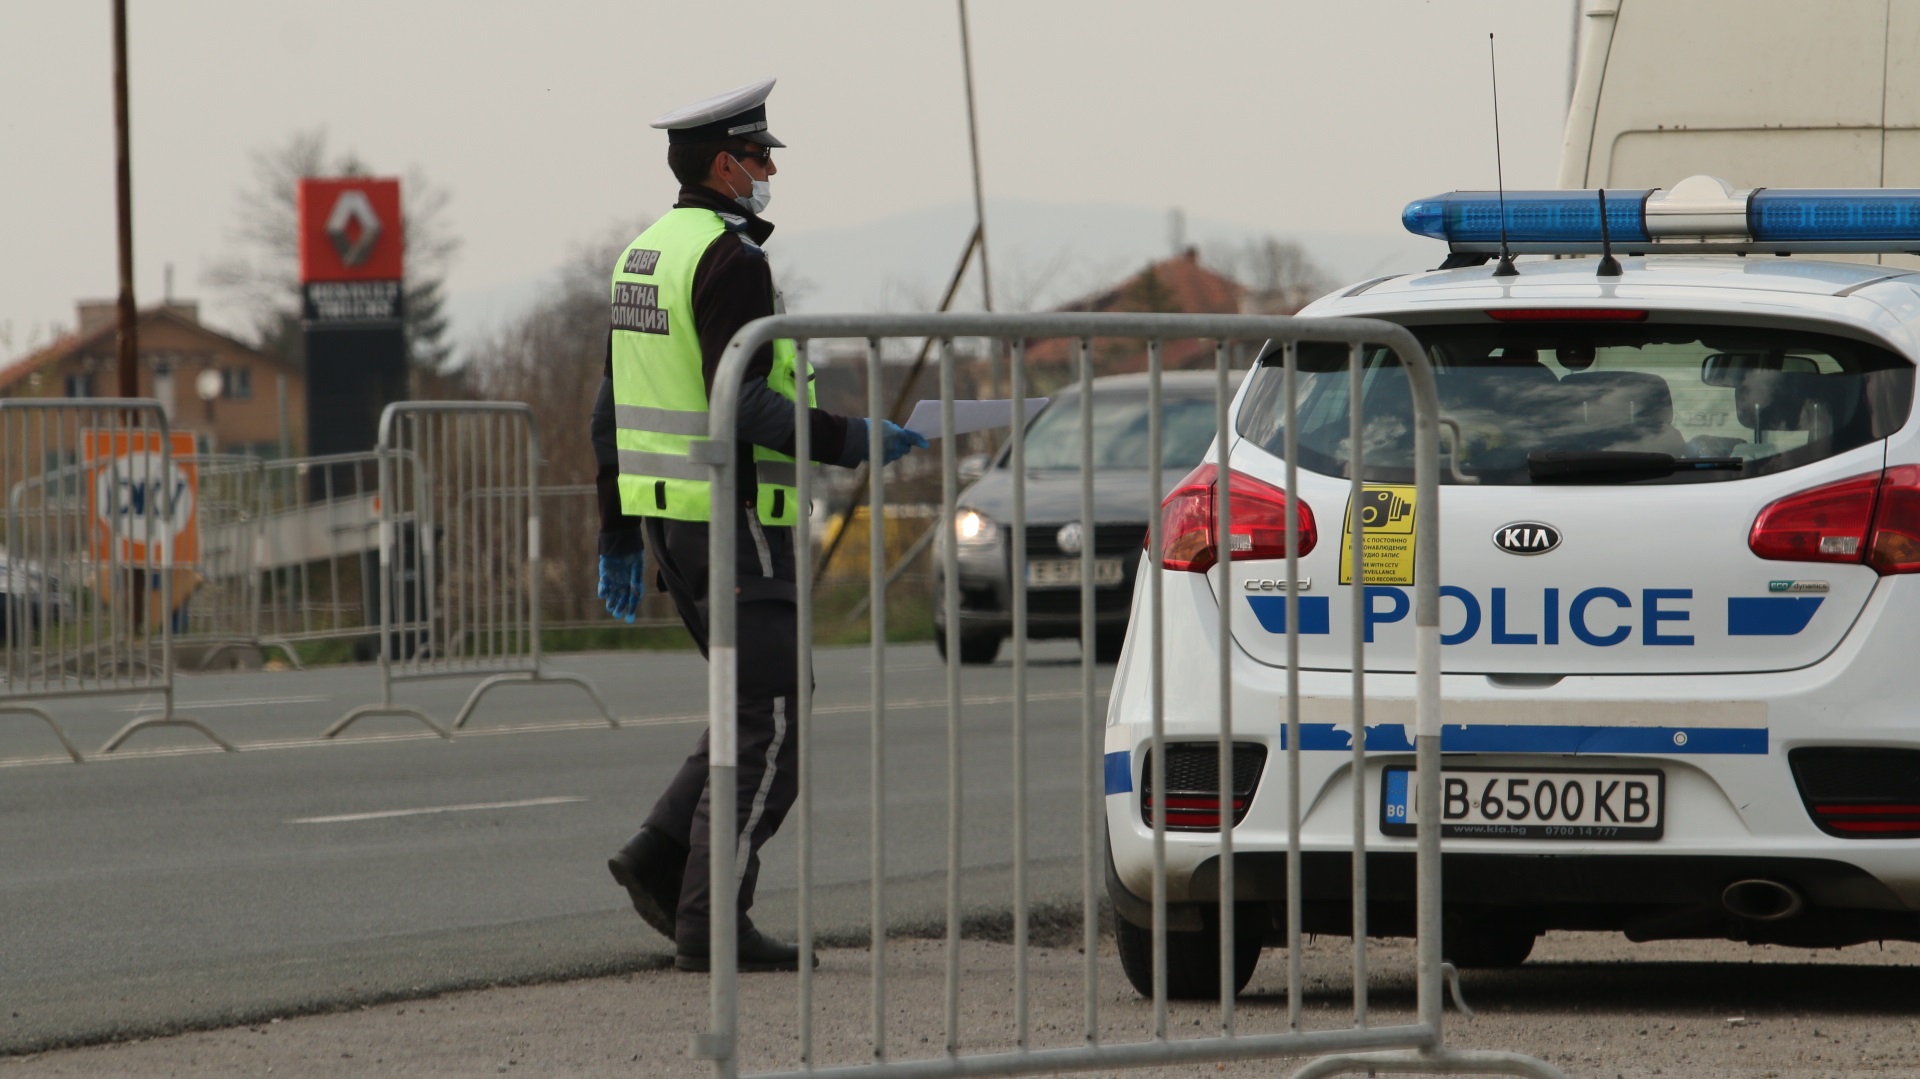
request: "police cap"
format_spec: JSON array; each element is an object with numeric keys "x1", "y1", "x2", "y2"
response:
[{"x1": 651, "y1": 77, "x2": 785, "y2": 148}]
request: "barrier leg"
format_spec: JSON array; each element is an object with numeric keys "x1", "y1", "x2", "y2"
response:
[
  {"x1": 187, "y1": 640, "x2": 262, "y2": 672},
  {"x1": 323, "y1": 703, "x2": 450, "y2": 740},
  {"x1": 257, "y1": 637, "x2": 305, "y2": 670},
  {"x1": 1290, "y1": 1049, "x2": 1573, "y2": 1079},
  {"x1": 0, "y1": 705, "x2": 86, "y2": 763},
  {"x1": 448, "y1": 671, "x2": 621, "y2": 731},
  {"x1": 98, "y1": 714, "x2": 237, "y2": 754}
]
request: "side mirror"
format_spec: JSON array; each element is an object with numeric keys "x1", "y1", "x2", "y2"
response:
[{"x1": 957, "y1": 453, "x2": 990, "y2": 485}]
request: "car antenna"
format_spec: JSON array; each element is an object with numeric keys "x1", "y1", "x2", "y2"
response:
[
  {"x1": 1488, "y1": 32, "x2": 1517, "y2": 278},
  {"x1": 1596, "y1": 187, "x2": 1624, "y2": 277}
]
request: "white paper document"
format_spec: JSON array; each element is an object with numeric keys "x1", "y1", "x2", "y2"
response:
[{"x1": 904, "y1": 398, "x2": 1048, "y2": 440}]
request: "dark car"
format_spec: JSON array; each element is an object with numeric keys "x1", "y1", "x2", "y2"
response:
[
  {"x1": 933, "y1": 372, "x2": 1237, "y2": 665},
  {"x1": 0, "y1": 552, "x2": 68, "y2": 644}
]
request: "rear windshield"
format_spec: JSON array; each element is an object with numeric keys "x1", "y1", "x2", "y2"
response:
[
  {"x1": 1006, "y1": 393, "x2": 1218, "y2": 471},
  {"x1": 1235, "y1": 323, "x2": 1915, "y2": 484}
]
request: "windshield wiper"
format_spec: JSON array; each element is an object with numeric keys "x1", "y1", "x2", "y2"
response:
[{"x1": 1527, "y1": 450, "x2": 1745, "y2": 483}]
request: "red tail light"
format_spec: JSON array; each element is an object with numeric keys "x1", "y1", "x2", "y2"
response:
[
  {"x1": 1867, "y1": 465, "x2": 1920, "y2": 573},
  {"x1": 1793, "y1": 745, "x2": 1920, "y2": 838},
  {"x1": 1141, "y1": 793, "x2": 1247, "y2": 831},
  {"x1": 1809, "y1": 804, "x2": 1920, "y2": 836},
  {"x1": 1156, "y1": 463, "x2": 1315, "y2": 573},
  {"x1": 1749, "y1": 465, "x2": 1920, "y2": 575}
]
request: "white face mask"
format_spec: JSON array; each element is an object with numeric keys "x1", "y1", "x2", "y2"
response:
[{"x1": 726, "y1": 155, "x2": 772, "y2": 214}]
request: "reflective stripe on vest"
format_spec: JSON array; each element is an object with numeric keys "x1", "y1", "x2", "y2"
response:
[
  {"x1": 614, "y1": 449, "x2": 799, "y2": 489},
  {"x1": 608, "y1": 207, "x2": 814, "y2": 525},
  {"x1": 613, "y1": 403, "x2": 708, "y2": 436}
]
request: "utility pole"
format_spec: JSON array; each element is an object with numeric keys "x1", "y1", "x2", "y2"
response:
[
  {"x1": 113, "y1": 0, "x2": 138, "y2": 397},
  {"x1": 957, "y1": 0, "x2": 998, "y2": 399}
]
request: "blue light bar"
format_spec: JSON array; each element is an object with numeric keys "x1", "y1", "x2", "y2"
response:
[
  {"x1": 1402, "y1": 190, "x2": 1651, "y2": 245},
  {"x1": 1406, "y1": 176, "x2": 1920, "y2": 256},
  {"x1": 1750, "y1": 189, "x2": 1920, "y2": 241}
]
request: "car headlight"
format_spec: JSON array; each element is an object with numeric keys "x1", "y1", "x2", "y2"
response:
[{"x1": 954, "y1": 509, "x2": 1001, "y2": 549}]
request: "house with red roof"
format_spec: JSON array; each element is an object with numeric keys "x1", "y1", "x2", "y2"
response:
[
  {"x1": 1023, "y1": 248, "x2": 1302, "y2": 377},
  {"x1": 0, "y1": 300, "x2": 306, "y2": 457}
]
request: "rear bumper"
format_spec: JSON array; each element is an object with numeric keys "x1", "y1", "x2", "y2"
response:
[
  {"x1": 1110, "y1": 845, "x2": 1920, "y2": 945},
  {"x1": 1103, "y1": 569, "x2": 1920, "y2": 929}
]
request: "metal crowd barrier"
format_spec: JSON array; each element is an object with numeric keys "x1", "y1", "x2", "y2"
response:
[
  {"x1": 253, "y1": 451, "x2": 385, "y2": 661},
  {"x1": 168, "y1": 453, "x2": 281, "y2": 670},
  {"x1": 697, "y1": 315, "x2": 1566, "y2": 1078},
  {"x1": 0, "y1": 400, "x2": 228, "y2": 761},
  {"x1": 328, "y1": 402, "x2": 615, "y2": 738}
]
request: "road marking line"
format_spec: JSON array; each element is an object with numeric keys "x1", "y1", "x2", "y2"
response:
[
  {"x1": 289, "y1": 796, "x2": 586, "y2": 824},
  {"x1": 112, "y1": 695, "x2": 330, "y2": 712}
]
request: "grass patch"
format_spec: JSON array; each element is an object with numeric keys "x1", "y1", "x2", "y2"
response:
[{"x1": 809, "y1": 577, "x2": 936, "y2": 647}]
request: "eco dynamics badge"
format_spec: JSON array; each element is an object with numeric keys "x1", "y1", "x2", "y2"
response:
[{"x1": 1339, "y1": 484, "x2": 1418, "y2": 586}]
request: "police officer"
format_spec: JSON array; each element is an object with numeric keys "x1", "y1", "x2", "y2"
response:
[{"x1": 591, "y1": 77, "x2": 925, "y2": 972}]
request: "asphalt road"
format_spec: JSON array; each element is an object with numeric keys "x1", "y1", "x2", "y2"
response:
[{"x1": 0, "y1": 641, "x2": 1113, "y2": 1054}]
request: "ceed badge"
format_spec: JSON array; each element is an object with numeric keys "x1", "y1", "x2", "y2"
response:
[
  {"x1": 1768, "y1": 579, "x2": 1830, "y2": 594},
  {"x1": 1493, "y1": 521, "x2": 1562, "y2": 556}
]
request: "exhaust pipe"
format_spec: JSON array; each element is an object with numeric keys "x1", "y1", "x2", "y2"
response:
[{"x1": 1722, "y1": 879, "x2": 1804, "y2": 921}]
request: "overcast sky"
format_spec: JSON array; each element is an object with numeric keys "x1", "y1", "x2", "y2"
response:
[{"x1": 0, "y1": 1, "x2": 1579, "y2": 360}]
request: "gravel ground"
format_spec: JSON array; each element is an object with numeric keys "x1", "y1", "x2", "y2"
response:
[{"x1": 4, "y1": 931, "x2": 1917, "y2": 1078}]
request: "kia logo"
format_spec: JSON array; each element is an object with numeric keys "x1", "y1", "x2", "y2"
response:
[{"x1": 1494, "y1": 521, "x2": 1561, "y2": 555}]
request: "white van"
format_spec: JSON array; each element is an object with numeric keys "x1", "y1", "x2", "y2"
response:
[{"x1": 1562, "y1": 0, "x2": 1920, "y2": 195}]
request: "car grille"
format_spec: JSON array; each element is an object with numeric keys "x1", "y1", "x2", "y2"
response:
[
  {"x1": 1140, "y1": 742, "x2": 1267, "y2": 831},
  {"x1": 1023, "y1": 523, "x2": 1146, "y2": 557},
  {"x1": 1024, "y1": 589, "x2": 1134, "y2": 616},
  {"x1": 1789, "y1": 747, "x2": 1920, "y2": 838}
]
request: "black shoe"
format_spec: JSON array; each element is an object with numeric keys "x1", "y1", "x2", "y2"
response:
[
  {"x1": 675, "y1": 928, "x2": 811, "y2": 973},
  {"x1": 607, "y1": 827, "x2": 685, "y2": 942}
]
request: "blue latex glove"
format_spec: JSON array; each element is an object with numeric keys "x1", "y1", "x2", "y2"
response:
[
  {"x1": 598, "y1": 552, "x2": 645, "y2": 623},
  {"x1": 879, "y1": 419, "x2": 928, "y2": 465}
]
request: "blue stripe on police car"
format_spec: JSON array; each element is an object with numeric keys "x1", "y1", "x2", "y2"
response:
[{"x1": 1279, "y1": 722, "x2": 1766, "y2": 755}]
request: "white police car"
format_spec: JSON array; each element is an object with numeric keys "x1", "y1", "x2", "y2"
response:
[{"x1": 1105, "y1": 176, "x2": 1920, "y2": 998}]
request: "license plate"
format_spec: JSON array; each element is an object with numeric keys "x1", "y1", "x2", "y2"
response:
[
  {"x1": 1027, "y1": 558, "x2": 1124, "y2": 588},
  {"x1": 1379, "y1": 766, "x2": 1664, "y2": 840}
]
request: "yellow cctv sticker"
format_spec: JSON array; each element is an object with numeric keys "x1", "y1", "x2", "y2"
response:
[{"x1": 1339, "y1": 485, "x2": 1418, "y2": 585}]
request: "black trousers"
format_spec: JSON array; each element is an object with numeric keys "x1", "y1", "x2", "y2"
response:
[{"x1": 639, "y1": 512, "x2": 803, "y2": 952}]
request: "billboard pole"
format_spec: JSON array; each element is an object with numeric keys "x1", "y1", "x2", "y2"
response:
[{"x1": 112, "y1": 0, "x2": 138, "y2": 397}]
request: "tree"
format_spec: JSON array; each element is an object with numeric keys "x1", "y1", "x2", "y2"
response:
[
  {"x1": 1206, "y1": 235, "x2": 1335, "y2": 314},
  {"x1": 466, "y1": 222, "x2": 645, "y2": 624},
  {"x1": 468, "y1": 223, "x2": 644, "y2": 486},
  {"x1": 204, "y1": 128, "x2": 461, "y2": 371}
]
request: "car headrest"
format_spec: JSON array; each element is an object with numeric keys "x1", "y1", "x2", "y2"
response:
[
  {"x1": 1735, "y1": 370, "x2": 1846, "y2": 433},
  {"x1": 1564, "y1": 371, "x2": 1674, "y2": 430}
]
